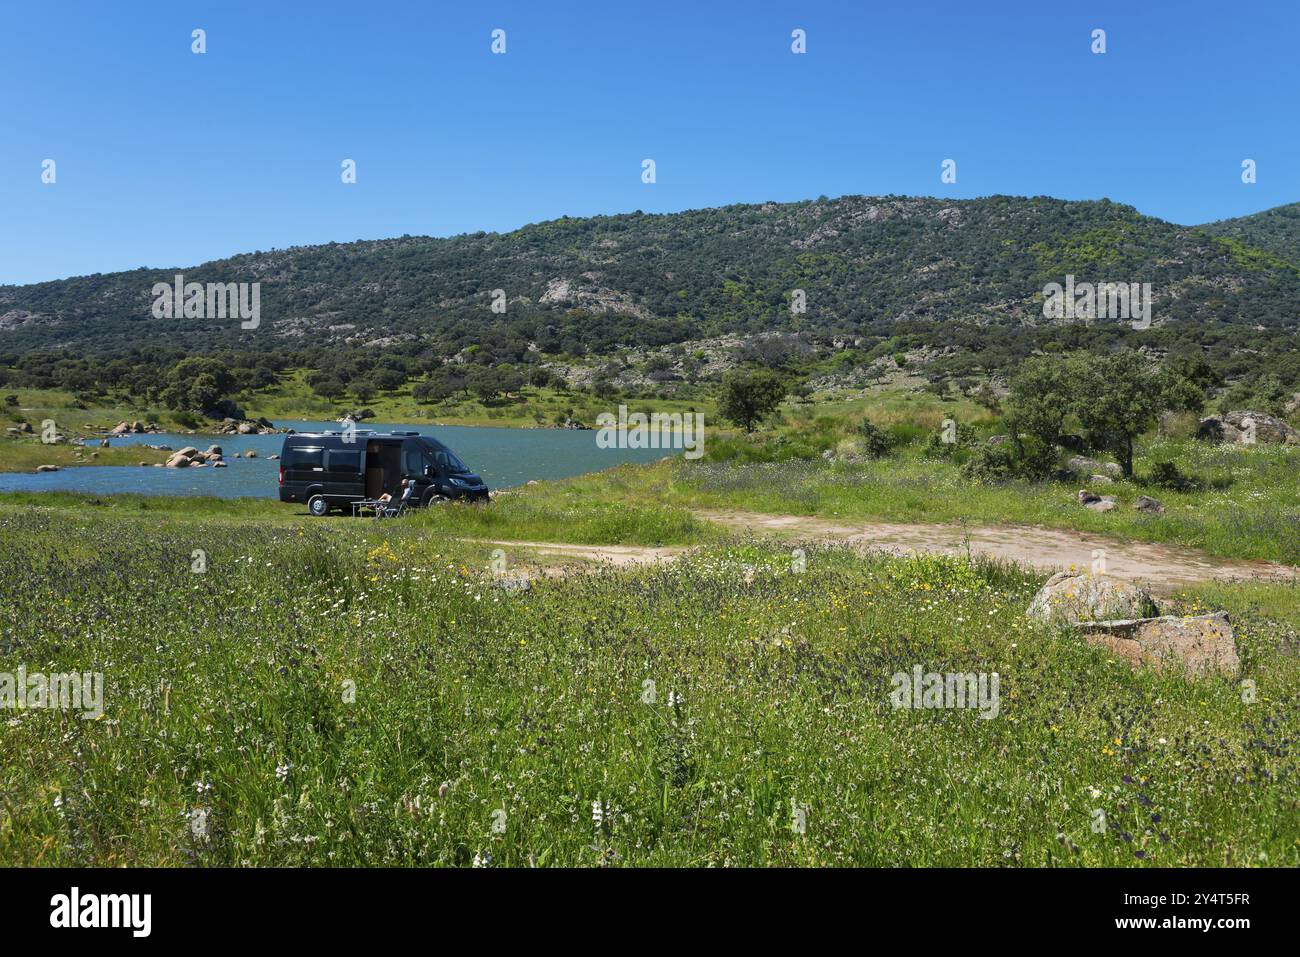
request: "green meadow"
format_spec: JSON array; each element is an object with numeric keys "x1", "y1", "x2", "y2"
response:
[{"x1": 0, "y1": 498, "x2": 1297, "y2": 867}]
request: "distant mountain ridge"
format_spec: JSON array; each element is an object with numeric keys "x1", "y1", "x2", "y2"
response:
[{"x1": 3, "y1": 194, "x2": 1299, "y2": 357}]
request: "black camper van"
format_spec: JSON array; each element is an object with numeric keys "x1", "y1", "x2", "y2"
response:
[{"x1": 278, "y1": 430, "x2": 489, "y2": 515}]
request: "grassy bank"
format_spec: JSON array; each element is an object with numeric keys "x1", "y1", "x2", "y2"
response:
[
  {"x1": 1, "y1": 509, "x2": 1295, "y2": 866},
  {"x1": 0, "y1": 483, "x2": 710, "y2": 547},
  {"x1": 0, "y1": 439, "x2": 171, "y2": 473}
]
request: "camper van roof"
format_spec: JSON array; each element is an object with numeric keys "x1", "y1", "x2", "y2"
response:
[{"x1": 297, "y1": 430, "x2": 423, "y2": 438}]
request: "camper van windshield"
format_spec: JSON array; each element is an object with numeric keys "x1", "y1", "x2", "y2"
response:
[{"x1": 419, "y1": 440, "x2": 466, "y2": 473}]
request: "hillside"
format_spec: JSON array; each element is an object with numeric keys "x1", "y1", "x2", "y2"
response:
[
  {"x1": 4, "y1": 194, "x2": 1300, "y2": 360},
  {"x1": 1200, "y1": 201, "x2": 1300, "y2": 267}
]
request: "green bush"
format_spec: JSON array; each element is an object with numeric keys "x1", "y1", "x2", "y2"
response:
[
  {"x1": 962, "y1": 435, "x2": 1057, "y2": 483},
  {"x1": 859, "y1": 420, "x2": 895, "y2": 458},
  {"x1": 923, "y1": 421, "x2": 978, "y2": 460},
  {"x1": 1147, "y1": 460, "x2": 1194, "y2": 491}
]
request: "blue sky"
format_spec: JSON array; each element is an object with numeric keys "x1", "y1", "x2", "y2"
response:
[{"x1": 2, "y1": 0, "x2": 1297, "y2": 285}]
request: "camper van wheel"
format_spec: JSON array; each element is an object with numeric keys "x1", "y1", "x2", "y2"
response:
[
  {"x1": 423, "y1": 492, "x2": 448, "y2": 508},
  {"x1": 307, "y1": 495, "x2": 330, "y2": 517}
]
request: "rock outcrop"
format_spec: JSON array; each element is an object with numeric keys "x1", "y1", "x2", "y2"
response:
[
  {"x1": 1067, "y1": 456, "x2": 1123, "y2": 479},
  {"x1": 1077, "y1": 490, "x2": 1117, "y2": 512},
  {"x1": 1027, "y1": 573, "x2": 1238, "y2": 678},
  {"x1": 1078, "y1": 612, "x2": 1240, "y2": 678},
  {"x1": 1027, "y1": 571, "x2": 1160, "y2": 625},
  {"x1": 1197, "y1": 411, "x2": 1300, "y2": 445}
]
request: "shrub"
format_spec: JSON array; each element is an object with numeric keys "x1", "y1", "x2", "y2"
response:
[
  {"x1": 858, "y1": 420, "x2": 895, "y2": 458},
  {"x1": 1147, "y1": 460, "x2": 1194, "y2": 491},
  {"x1": 923, "y1": 421, "x2": 978, "y2": 460},
  {"x1": 961, "y1": 435, "x2": 1057, "y2": 483}
]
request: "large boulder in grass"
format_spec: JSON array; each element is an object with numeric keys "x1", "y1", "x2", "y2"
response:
[
  {"x1": 1068, "y1": 455, "x2": 1123, "y2": 479},
  {"x1": 1199, "y1": 411, "x2": 1300, "y2": 445},
  {"x1": 1077, "y1": 490, "x2": 1117, "y2": 512},
  {"x1": 1078, "y1": 612, "x2": 1240, "y2": 678},
  {"x1": 1027, "y1": 571, "x2": 1160, "y2": 626},
  {"x1": 1223, "y1": 410, "x2": 1299, "y2": 445}
]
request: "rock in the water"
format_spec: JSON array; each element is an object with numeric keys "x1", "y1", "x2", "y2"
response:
[
  {"x1": 165, "y1": 453, "x2": 190, "y2": 468},
  {"x1": 1027, "y1": 571, "x2": 1160, "y2": 626},
  {"x1": 212, "y1": 460, "x2": 228, "y2": 468},
  {"x1": 176, "y1": 446, "x2": 198, "y2": 459},
  {"x1": 35, "y1": 464, "x2": 60, "y2": 472},
  {"x1": 244, "y1": 449, "x2": 257, "y2": 458},
  {"x1": 1135, "y1": 495, "x2": 1165, "y2": 514},
  {"x1": 1078, "y1": 612, "x2": 1239, "y2": 678}
]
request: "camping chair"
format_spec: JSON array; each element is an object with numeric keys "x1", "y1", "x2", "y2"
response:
[{"x1": 376, "y1": 482, "x2": 415, "y2": 519}]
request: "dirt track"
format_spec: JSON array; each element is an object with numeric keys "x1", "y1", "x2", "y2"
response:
[
  {"x1": 697, "y1": 510, "x2": 1298, "y2": 593},
  {"x1": 470, "y1": 512, "x2": 1298, "y2": 593}
]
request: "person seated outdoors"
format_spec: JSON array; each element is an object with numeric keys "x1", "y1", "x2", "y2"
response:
[{"x1": 374, "y1": 478, "x2": 414, "y2": 516}]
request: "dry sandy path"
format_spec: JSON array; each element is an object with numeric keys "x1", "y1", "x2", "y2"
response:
[
  {"x1": 696, "y1": 510, "x2": 1297, "y2": 593},
  {"x1": 466, "y1": 539, "x2": 684, "y2": 570},
  {"x1": 466, "y1": 513, "x2": 1296, "y2": 592}
]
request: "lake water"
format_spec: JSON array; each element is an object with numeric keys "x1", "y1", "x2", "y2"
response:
[{"x1": 0, "y1": 419, "x2": 671, "y2": 499}]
